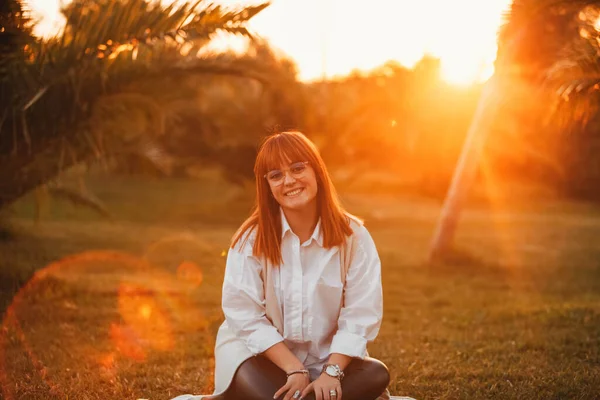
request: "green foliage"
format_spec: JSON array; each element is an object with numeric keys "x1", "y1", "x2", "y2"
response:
[
  {"x1": 497, "y1": 0, "x2": 588, "y2": 77},
  {"x1": 0, "y1": 0, "x2": 269, "y2": 209},
  {"x1": 304, "y1": 58, "x2": 480, "y2": 197},
  {"x1": 104, "y1": 40, "x2": 308, "y2": 185},
  {"x1": 0, "y1": 0, "x2": 35, "y2": 75},
  {"x1": 494, "y1": 0, "x2": 600, "y2": 200}
]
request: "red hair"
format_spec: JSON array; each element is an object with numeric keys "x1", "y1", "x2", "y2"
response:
[{"x1": 231, "y1": 131, "x2": 357, "y2": 265}]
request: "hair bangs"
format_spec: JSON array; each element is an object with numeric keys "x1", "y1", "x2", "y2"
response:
[{"x1": 256, "y1": 133, "x2": 313, "y2": 177}]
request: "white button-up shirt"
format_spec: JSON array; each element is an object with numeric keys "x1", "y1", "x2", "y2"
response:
[{"x1": 221, "y1": 211, "x2": 383, "y2": 375}]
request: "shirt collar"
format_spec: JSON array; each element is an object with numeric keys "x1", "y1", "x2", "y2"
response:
[
  {"x1": 280, "y1": 208, "x2": 292, "y2": 238},
  {"x1": 280, "y1": 208, "x2": 323, "y2": 247}
]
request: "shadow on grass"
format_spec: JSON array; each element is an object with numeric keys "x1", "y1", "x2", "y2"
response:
[{"x1": 425, "y1": 245, "x2": 506, "y2": 277}]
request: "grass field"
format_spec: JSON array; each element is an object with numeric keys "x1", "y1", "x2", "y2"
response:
[{"x1": 1, "y1": 173, "x2": 599, "y2": 399}]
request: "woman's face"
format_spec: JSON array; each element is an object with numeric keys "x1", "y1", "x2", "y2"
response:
[{"x1": 266, "y1": 160, "x2": 318, "y2": 213}]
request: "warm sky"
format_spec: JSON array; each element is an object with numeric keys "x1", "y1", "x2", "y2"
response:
[{"x1": 29, "y1": 0, "x2": 513, "y2": 84}]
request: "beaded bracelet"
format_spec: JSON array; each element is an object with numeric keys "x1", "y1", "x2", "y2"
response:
[{"x1": 286, "y1": 369, "x2": 309, "y2": 378}]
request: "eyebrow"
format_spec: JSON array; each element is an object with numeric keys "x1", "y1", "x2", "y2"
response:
[{"x1": 268, "y1": 160, "x2": 302, "y2": 171}]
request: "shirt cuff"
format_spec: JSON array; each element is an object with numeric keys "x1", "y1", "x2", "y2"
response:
[
  {"x1": 246, "y1": 325, "x2": 284, "y2": 355},
  {"x1": 329, "y1": 330, "x2": 368, "y2": 359}
]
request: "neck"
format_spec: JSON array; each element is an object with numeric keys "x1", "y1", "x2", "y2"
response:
[{"x1": 283, "y1": 203, "x2": 318, "y2": 243}]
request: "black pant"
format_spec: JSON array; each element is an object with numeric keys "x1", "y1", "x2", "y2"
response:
[{"x1": 224, "y1": 355, "x2": 390, "y2": 400}]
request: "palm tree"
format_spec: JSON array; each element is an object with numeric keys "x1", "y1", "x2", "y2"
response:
[
  {"x1": 498, "y1": 0, "x2": 600, "y2": 200},
  {"x1": 429, "y1": 0, "x2": 600, "y2": 260},
  {"x1": 0, "y1": 0, "x2": 269, "y2": 209},
  {"x1": 0, "y1": 0, "x2": 34, "y2": 73}
]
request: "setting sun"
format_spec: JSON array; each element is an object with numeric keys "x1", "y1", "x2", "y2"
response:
[
  {"x1": 242, "y1": 0, "x2": 512, "y2": 84},
  {"x1": 29, "y1": 0, "x2": 512, "y2": 84}
]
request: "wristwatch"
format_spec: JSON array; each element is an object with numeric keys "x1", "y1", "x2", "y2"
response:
[{"x1": 321, "y1": 363, "x2": 345, "y2": 381}]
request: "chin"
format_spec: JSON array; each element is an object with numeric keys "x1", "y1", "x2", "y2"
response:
[
  {"x1": 282, "y1": 201, "x2": 308, "y2": 210},
  {"x1": 282, "y1": 196, "x2": 314, "y2": 211}
]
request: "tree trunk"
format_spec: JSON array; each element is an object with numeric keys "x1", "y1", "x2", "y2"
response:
[{"x1": 428, "y1": 77, "x2": 498, "y2": 261}]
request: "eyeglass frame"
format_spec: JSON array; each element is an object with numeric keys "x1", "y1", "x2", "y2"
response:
[{"x1": 263, "y1": 161, "x2": 310, "y2": 186}]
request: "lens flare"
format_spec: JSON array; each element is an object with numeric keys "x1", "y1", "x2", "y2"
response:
[
  {"x1": 143, "y1": 233, "x2": 213, "y2": 273},
  {"x1": 0, "y1": 250, "x2": 207, "y2": 399},
  {"x1": 110, "y1": 322, "x2": 146, "y2": 362},
  {"x1": 176, "y1": 261, "x2": 204, "y2": 287},
  {"x1": 117, "y1": 282, "x2": 174, "y2": 352}
]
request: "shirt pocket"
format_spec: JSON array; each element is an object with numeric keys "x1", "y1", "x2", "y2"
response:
[{"x1": 314, "y1": 264, "x2": 344, "y2": 317}]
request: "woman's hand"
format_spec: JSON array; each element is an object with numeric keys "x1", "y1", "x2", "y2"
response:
[
  {"x1": 301, "y1": 373, "x2": 342, "y2": 400},
  {"x1": 274, "y1": 372, "x2": 310, "y2": 400}
]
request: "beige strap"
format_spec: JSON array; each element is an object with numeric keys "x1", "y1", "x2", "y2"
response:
[
  {"x1": 339, "y1": 229, "x2": 357, "y2": 287},
  {"x1": 262, "y1": 258, "x2": 283, "y2": 333}
]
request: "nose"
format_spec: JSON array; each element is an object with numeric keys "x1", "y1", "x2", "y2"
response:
[{"x1": 283, "y1": 171, "x2": 297, "y2": 185}]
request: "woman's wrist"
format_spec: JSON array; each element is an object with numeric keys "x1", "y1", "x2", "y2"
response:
[
  {"x1": 282, "y1": 358, "x2": 305, "y2": 373},
  {"x1": 320, "y1": 364, "x2": 344, "y2": 382},
  {"x1": 286, "y1": 368, "x2": 309, "y2": 378},
  {"x1": 262, "y1": 342, "x2": 305, "y2": 375}
]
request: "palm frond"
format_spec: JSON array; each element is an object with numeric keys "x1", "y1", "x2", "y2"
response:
[
  {"x1": 533, "y1": 4, "x2": 600, "y2": 126},
  {"x1": 496, "y1": 0, "x2": 600, "y2": 78},
  {"x1": 546, "y1": 25, "x2": 600, "y2": 95},
  {"x1": 497, "y1": 0, "x2": 600, "y2": 130},
  {"x1": 0, "y1": 0, "x2": 35, "y2": 73},
  {"x1": 0, "y1": 0, "x2": 271, "y2": 208}
]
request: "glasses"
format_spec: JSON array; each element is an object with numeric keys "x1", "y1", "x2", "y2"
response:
[{"x1": 264, "y1": 161, "x2": 310, "y2": 186}]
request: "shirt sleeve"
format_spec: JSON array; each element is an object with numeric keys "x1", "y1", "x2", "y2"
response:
[
  {"x1": 221, "y1": 238, "x2": 284, "y2": 355},
  {"x1": 329, "y1": 225, "x2": 384, "y2": 359}
]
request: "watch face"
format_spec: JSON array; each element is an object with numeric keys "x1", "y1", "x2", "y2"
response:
[{"x1": 326, "y1": 365, "x2": 338, "y2": 376}]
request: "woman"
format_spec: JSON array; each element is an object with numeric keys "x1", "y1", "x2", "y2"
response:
[{"x1": 173, "y1": 131, "x2": 391, "y2": 400}]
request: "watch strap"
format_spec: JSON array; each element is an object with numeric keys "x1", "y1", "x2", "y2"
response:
[{"x1": 321, "y1": 363, "x2": 345, "y2": 381}]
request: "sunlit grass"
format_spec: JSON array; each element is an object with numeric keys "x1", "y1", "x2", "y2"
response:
[{"x1": 1, "y1": 174, "x2": 599, "y2": 399}]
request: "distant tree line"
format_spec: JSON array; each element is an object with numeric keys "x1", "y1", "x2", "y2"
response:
[{"x1": 4, "y1": 0, "x2": 600, "y2": 211}]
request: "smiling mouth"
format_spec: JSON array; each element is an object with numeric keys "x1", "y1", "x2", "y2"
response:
[{"x1": 285, "y1": 188, "x2": 304, "y2": 197}]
